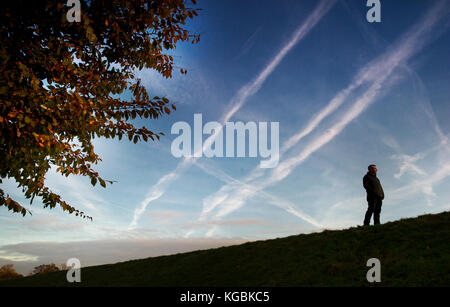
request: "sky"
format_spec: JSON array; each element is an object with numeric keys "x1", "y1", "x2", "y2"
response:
[{"x1": 1, "y1": 0, "x2": 450, "y2": 275}]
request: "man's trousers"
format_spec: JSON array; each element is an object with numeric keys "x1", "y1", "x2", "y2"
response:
[{"x1": 364, "y1": 198, "x2": 382, "y2": 225}]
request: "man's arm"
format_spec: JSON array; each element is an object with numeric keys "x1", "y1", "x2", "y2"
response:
[
  {"x1": 378, "y1": 179, "x2": 385, "y2": 199},
  {"x1": 363, "y1": 175, "x2": 377, "y2": 195}
]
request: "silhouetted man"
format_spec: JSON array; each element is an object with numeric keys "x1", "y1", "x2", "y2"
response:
[{"x1": 363, "y1": 164, "x2": 384, "y2": 225}]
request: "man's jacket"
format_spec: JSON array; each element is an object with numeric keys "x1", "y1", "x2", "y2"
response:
[{"x1": 363, "y1": 172, "x2": 384, "y2": 200}]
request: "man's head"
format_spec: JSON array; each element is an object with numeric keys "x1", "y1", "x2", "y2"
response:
[{"x1": 368, "y1": 164, "x2": 377, "y2": 175}]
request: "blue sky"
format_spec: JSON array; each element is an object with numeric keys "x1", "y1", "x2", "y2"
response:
[{"x1": 1, "y1": 0, "x2": 450, "y2": 274}]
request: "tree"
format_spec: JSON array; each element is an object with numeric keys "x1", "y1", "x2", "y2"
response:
[
  {"x1": 0, "y1": 264, "x2": 24, "y2": 280},
  {"x1": 0, "y1": 0, "x2": 200, "y2": 220},
  {"x1": 30, "y1": 263, "x2": 60, "y2": 275}
]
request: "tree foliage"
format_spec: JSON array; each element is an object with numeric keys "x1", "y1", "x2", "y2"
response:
[
  {"x1": 0, "y1": 1, "x2": 200, "y2": 220},
  {"x1": 0, "y1": 264, "x2": 24, "y2": 280},
  {"x1": 30, "y1": 263, "x2": 60, "y2": 276}
]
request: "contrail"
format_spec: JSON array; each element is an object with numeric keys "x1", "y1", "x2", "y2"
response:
[
  {"x1": 200, "y1": 0, "x2": 450, "y2": 225},
  {"x1": 129, "y1": 159, "x2": 191, "y2": 229},
  {"x1": 267, "y1": 0, "x2": 449, "y2": 185},
  {"x1": 128, "y1": 0, "x2": 337, "y2": 229},
  {"x1": 193, "y1": 160, "x2": 323, "y2": 229}
]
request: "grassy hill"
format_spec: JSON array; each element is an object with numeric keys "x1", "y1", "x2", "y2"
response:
[{"x1": 1, "y1": 211, "x2": 449, "y2": 286}]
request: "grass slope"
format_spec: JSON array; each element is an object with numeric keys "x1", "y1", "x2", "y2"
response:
[{"x1": 1, "y1": 211, "x2": 449, "y2": 286}]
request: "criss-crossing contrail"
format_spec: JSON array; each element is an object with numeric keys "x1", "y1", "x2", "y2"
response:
[
  {"x1": 193, "y1": 160, "x2": 323, "y2": 229},
  {"x1": 128, "y1": 0, "x2": 337, "y2": 229},
  {"x1": 198, "y1": 0, "x2": 450, "y2": 227}
]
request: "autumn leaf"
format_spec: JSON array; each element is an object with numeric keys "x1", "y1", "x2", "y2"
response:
[{"x1": 0, "y1": 0, "x2": 200, "y2": 220}]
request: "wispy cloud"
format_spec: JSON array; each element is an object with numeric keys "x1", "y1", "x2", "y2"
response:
[
  {"x1": 388, "y1": 162, "x2": 450, "y2": 201},
  {"x1": 392, "y1": 153, "x2": 427, "y2": 179},
  {"x1": 136, "y1": 67, "x2": 212, "y2": 107},
  {"x1": 406, "y1": 66, "x2": 450, "y2": 150},
  {"x1": 128, "y1": 0, "x2": 337, "y2": 229},
  {"x1": 129, "y1": 159, "x2": 190, "y2": 229},
  {"x1": 192, "y1": 160, "x2": 323, "y2": 230},
  {"x1": 199, "y1": 0, "x2": 450, "y2": 229},
  {"x1": 233, "y1": 25, "x2": 263, "y2": 61},
  {"x1": 385, "y1": 62, "x2": 450, "y2": 202}
]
